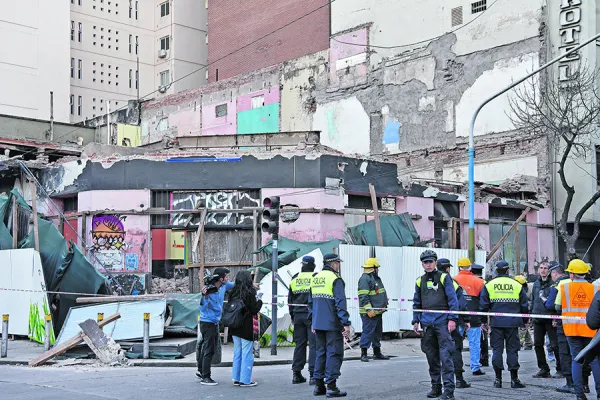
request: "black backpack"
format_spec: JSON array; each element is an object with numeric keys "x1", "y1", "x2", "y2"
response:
[{"x1": 222, "y1": 297, "x2": 247, "y2": 329}]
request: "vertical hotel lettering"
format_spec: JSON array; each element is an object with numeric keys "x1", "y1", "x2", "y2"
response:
[{"x1": 558, "y1": 0, "x2": 582, "y2": 82}]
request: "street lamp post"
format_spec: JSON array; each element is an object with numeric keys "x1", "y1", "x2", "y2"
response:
[{"x1": 468, "y1": 32, "x2": 600, "y2": 262}]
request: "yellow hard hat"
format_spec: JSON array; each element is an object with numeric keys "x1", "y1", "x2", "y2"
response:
[
  {"x1": 514, "y1": 275, "x2": 527, "y2": 285},
  {"x1": 363, "y1": 258, "x2": 381, "y2": 268},
  {"x1": 457, "y1": 257, "x2": 472, "y2": 268},
  {"x1": 566, "y1": 259, "x2": 589, "y2": 274},
  {"x1": 587, "y1": 263, "x2": 593, "y2": 272}
]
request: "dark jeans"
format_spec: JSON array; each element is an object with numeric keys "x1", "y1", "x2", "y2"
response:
[
  {"x1": 490, "y1": 327, "x2": 520, "y2": 371},
  {"x1": 314, "y1": 329, "x2": 344, "y2": 384},
  {"x1": 421, "y1": 323, "x2": 455, "y2": 391},
  {"x1": 533, "y1": 321, "x2": 561, "y2": 373},
  {"x1": 481, "y1": 328, "x2": 489, "y2": 364},
  {"x1": 360, "y1": 314, "x2": 383, "y2": 349},
  {"x1": 292, "y1": 314, "x2": 316, "y2": 373},
  {"x1": 196, "y1": 322, "x2": 218, "y2": 378},
  {"x1": 557, "y1": 324, "x2": 572, "y2": 378},
  {"x1": 567, "y1": 336, "x2": 600, "y2": 396},
  {"x1": 451, "y1": 327, "x2": 465, "y2": 374}
]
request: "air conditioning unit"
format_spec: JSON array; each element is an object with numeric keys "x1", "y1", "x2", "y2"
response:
[
  {"x1": 158, "y1": 49, "x2": 167, "y2": 58},
  {"x1": 158, "y1": 85, "x2": 167, "y2": 93}
]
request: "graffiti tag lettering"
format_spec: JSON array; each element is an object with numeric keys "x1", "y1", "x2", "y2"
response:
[{"x1": 171, "y1": 190, "x2": 260, "y2": 226}]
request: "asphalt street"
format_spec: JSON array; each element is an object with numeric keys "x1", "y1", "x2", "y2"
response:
[{"x1": 0, "y1": 350, "x2": 593, "y2": 400}]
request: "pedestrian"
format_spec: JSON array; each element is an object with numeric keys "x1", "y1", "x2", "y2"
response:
[
  {"x1": 453, "y1": 257, "x2": 486, "y2": 376},
  {"x1": 229, "y1": 270, "x2": 263, "y2": 387},
  {"x1": 358, "y1": 257, "x2": 390, "y2": 362},
  {"x1": 530, "y1": 260, "x2": 563, "y2": 379},
  {"x1": 515, "y1": 275, "x2": 534, "y2": 351},
  {"x1": 308, "y1": 253, "x2": 352, "y2": 398},
  {"x1": 288, "y1": 255, "x2": 318, "y2": 385},
  {"x1": 479, "y1": 261, "x2": 528, "y2": 389},
  {"x1": 471, "y1": 264, "x2": 490, "y2": 367},
  {"x1": 197, "y1": 267, "x2": 234, "y2": 385},
  {"x1": 437, "y1": 258, "x2": 471, "y2": 389},
  {"x1": 555, "y1": 259, "x2": 600, "y2": 400},
  {"x1": 412, "y1": 250, "x2": 459, "y2": 400}
]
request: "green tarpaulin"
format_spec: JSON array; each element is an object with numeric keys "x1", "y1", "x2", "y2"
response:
[
  {"x1": 254, "y1": 236, "x2": 341, "y2": 258},
  {"x1": 348, "y1": 213, "x2": 420, "y2": 246}
]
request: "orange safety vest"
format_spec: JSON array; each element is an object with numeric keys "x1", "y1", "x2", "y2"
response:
[{"x1": 561, "y1": 280, "x2": 599, "y2": 338}]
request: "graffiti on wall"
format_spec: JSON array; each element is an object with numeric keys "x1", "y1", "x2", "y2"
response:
[
  {"x1": 171, "y1": 190, "x2": 260, "y2": 227},
  {"x1": 90, "y1": 214, "x2": 147, "y2": 272},
  {"x1": 108, "y1": 273, "x2": 146, "y2": 295}
]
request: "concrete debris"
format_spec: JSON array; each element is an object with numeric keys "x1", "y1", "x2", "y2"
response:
[
  {"x1": 150, "y1": 277, "x2": 189, "y2": 294},
  {"x1": 497, "y1": 175, "x2": 538, "y2": 194},
  {"x1": 78, "y1": 319, "x2": 126, "y2": 365}
]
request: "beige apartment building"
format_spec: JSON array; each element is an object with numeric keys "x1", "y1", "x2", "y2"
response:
[{"x1": 0, "y1": 1, "x2": 207, "y2": 124}]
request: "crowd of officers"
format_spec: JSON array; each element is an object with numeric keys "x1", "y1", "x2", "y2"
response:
[{"x1": 288, "y1": 251, "x2": 600, "y2": 400}]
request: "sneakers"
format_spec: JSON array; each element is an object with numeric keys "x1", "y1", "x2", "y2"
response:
[
  {"x1": 426, "y1": 385, "x2": 443, "y2": 398},
  {"x1": 440, "y1": 392, "x2": 455, "y2": 400},
  {"x1": 200, "y1": 377, "x2": 218, "y2": 386},
  {"x1": 472, "y1": 370, "x2": 486, "y2": 376},
  {"x1": 239, "y1": 381, "x2": 258, "y2": 387},
  {"x1": 233, "y1": 381, "x2": 240, "y2": 386},
  {"x1": 195, "y1": 371, "x2": 203, "y2": 379}
]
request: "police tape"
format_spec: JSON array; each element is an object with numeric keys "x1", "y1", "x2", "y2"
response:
[{"x1": 275, "y1": 294, "x2": 413, "y2": 302}]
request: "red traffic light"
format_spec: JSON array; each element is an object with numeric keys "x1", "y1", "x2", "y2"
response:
[{"x1": 263, "y1": 196, "x2": 280, "y2": 209}]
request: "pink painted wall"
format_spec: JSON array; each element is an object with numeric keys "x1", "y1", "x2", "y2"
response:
[
  {"x1": 261, "y1": 188, "x2": 345, "y2": 243},
  {"x1": 397, "y1": 197, "x2": 434, "y2": 241},
  {"x1": 237, "y1": 87, "x2": 280, "y2": 113},
  {"x1": 460, "y1": 202, "x2": 490, "y2": 252},
  {"x1": 526, "y1": 210, "x2": 539, "y2": 274},
  {"x1": 531, "y1": 208, "x2": 555, "y2": 269},
  {"x1": 329, "y1": 27, "x2": 369, "y2": 87},
  {"x1": 201, "y1": 99, "x2": 237, "y2": 135},
  {"x1": 169, "y1": 108, "x2": 201, "y2": 137},
  {"x1": 78, "y1": 190, "x2": 151, "y2": 274}
]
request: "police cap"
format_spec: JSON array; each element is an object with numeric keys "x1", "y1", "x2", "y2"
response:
[{"x1": 323, "y1": 253, "x2": 342, "y2": 263}]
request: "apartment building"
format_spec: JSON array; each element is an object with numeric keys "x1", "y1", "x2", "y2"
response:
[{"x1": 69, "y1": 0, "x2": 208, "y2": 123}]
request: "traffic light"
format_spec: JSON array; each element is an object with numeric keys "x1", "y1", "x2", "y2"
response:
[{"x1": 262, "y1": 196, "x2": 280, "y2": 235}]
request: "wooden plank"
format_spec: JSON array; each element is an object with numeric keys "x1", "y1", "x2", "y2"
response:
[
  {"x1": 197, "y1": 209, "x2": 208, "y2": 293},
  {"x1": 11, "y1": 196, "x2": 17, "y2": 248},
  {"x1": 79, "y1": 319, "x2": 124, "y2": 364},
  {"x1": 515, "y1": 225, "x2": 521, "y2": 275},
  {"x1": 175, "y1": 261, "x2": 254, "y2": 269},
  {"x1": 486, "y1": 207, "x2": 531, "y2": 262},
  {"x1": 29, "y1": 179, "x2": 39, "y2": 251},
  {"x1": 76, "y1": 294, "x2": 165, "y2": 304},
  {"x1": 452, "y1": 218, "x2": 458, "y2": 249},
  {"x1": 29, "y1": 313, "x2": 121, "y2": 367},
  {"x1": 369, "y1": 184, "x2": 384, "y2": 246}
]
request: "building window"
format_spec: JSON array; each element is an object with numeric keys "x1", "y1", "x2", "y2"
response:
[
  {"x1": 78, "y1": 59, "x2": 82, "y2": 79},
  {"x1": 71, "y1": 58, "x2": 75, "y2": 78},
  {"x1": 78, "y1": 0, "x2": 82, "y2": 5},
  {"x1": 78, "y1": 23, "x2": 82, "y2": 42},
  {"x1": 451, "y1": 6, "x2": 463, "y2": 26},
  {"x1": 489, "y1": 207, "x2": 528, "y2": 273},
  {"x1": 71, "y1": 21, "x2": 75, "y2": 40},
  {"x1": 215, "y1": 104, "x2": 227, "y2": 118},
  {"x1": 251, "y1": 95, "x2": 264, "y2": 109},
  {"x1": 129, "y1": 69, "x2": 132, "y2": 88},
  {"x1": 135, "y1": 36, "x2": 139, "y2": 54},
  {"x1": 135, "y1": 70, "x2": 139, "y2": 89},
  {"x1": 135, "y1": 1, "x2": 138, "y2": 19},
  {"x1": 78, "y1": 96, "x2": 82, "y2": 116},
  {"x1": 160, "y1": 1, "x2": 170, "y2": 17},
  {"x1": 160, "y1": 36, "x2": 170, "y2": 51},
  {"x1": 160, "y1": 70, "x2": 170, "y2": 87},
  {"x1": 70, "y1": 95, "x2": 74, "y2": 115},
  {"x1": 63, "y1": 197, "x2": 78, "y2": 213},
  {"x1": 129, "y1": 0, "x2": 132, "y2": 18},
  {"x1": 471, "y1": 0, "x2": 486, "y2": 14},
  {"x1": 129, "y1": 34, "x2": 132, "y2": 53},
  {"x1": 433, "y1": 201, "x2": 460, "y2": 249}
]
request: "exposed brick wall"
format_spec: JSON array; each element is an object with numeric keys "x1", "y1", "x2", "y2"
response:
[{"x1": 208, "y1": 0, "x2": 330, "y2": 82}]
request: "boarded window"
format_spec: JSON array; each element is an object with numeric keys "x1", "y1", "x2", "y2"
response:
[
  {"x1": 251, "y1": 94, "x2": 264, "y2": 109},
  {"x1": 451, "y1": 6, "x2": 463, "y2": 26},
  {"x1": 215, "y1": 103, "x2": 227, "y2": 117},
  {"x1": 471, "y1": 0, "x2": 486, "y2": 14}
]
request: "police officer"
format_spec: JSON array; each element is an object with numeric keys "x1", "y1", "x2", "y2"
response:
[
  {"x1": 358, "y1": 257, "x2": 390, "y2": 362},
  {"x1": 308, "y1": 253, "x2": 351, "y2": 398},
  {"x1": 412, "y1": 250, "x2": 459, "y2": 400},
  {"x1": 514, "y1": 275, "x2": 534, "y2": 351},
  {"x1": 289, "y1": 255, "x2": 318, "y2": 385},
  {"x1": 480, "y1": 261, "x2": 528, "y2": 389},
  {"x1": 471, "y1": 264, "x2": 490, "y2": 367},
  {"x1": 437, "y1": 258, "x2": 472, "y2": 389}
]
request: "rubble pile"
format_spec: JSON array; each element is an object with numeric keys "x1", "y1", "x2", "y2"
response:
[{"x1": 150, "y1": 277, "x2": 189, "y2": 294}]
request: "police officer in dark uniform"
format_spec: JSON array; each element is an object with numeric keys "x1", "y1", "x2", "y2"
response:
[
  {"x1": 308, "y1": 253, "x2": 351, "y2": 398},
  {"x1": 437, "y1": 258, "x2": 471, "y2": 389},
  {"x1": 289, "y1": 255, "x2": 318, "y2": 385},
  {"x1": 412, "y1": 250, "x2": 459, "y2": 400},
  {"x1": 471, "y1": 263, "x2": 490, "y2": 367},
  {"x1": 479, "y1": 260, "x2": 528, "y2": 389}
]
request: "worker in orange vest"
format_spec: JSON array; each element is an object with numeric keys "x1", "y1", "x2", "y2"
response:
[{"x1": 556, "y1": 259, "x2": 600, "y2": 400}]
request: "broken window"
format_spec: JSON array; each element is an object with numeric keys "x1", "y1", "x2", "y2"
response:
[
  {"x1": 489, "y1": 207, "x2": 528, "y2": 274},
  {"x1": 451, "y1": 6, "x2": 463, "y2": 26},
  {"x1": 251, "y1": 94, "x2": 265, "y2": 109},
  {"x1": 434, "y1": 201, "x2": 460, "y2": 249},
  {"x1": 215, "y1": 103, "x2": 227, "y2": 117}
]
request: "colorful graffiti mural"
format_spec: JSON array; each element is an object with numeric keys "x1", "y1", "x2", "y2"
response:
[{"x1": 171, "y1": 190, "x2": 260, "y2": 226}]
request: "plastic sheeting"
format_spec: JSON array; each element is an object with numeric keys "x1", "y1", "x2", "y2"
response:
[{"x1": 348, "y1": 213, "x2": 420, "y2": 246}]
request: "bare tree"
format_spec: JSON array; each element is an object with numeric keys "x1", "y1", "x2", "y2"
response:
[{"x1": 509, "y1": 64, "x2": 600, "y2": 257}]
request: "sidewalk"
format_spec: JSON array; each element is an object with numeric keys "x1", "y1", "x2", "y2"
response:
[{"x1": 0, "y1": 337, "x2": 423, "y2": 368}]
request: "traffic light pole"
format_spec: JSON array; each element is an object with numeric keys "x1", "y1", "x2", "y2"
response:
[{"x1": 270, "y1": 233, "x2": 278, "y2": 356}]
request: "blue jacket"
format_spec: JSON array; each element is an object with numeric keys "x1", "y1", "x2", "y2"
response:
[
  {"x1": 412, "y1": 272, "x2": 459, "y2": 327},
  {"x1": 200, "y1": 281, "x2": 234, "y2": 324},
  {"x1": 479, "y1": 274, "x2": 528, "y2": 328},
  {"x1": 308, "y1": 265, "x2": 351, "y2": 331},
  {"x1": 545, "y1": 274, "x2": 570, "y2": 313}
]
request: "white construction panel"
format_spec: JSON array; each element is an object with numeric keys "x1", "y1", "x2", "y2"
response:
[
  {"x1": 339, "y1": 244, "x2": 372, "y2": 332},
  {"x1": 373, "y1": 246, "x2": 407, "y2": 333},
  {"x1": 55, "y1": 300, "x2": 166, "y2": 345}
]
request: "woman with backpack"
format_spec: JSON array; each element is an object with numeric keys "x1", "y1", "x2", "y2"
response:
[{"x1": 228, "y1": 270, "x2": 263, "y2": 387}]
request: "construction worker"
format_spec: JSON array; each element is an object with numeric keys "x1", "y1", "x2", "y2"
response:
[
  {"x1": 453, "y1": 257, "x2": 486, "y2": 376},
  {"x1": 308, "y1": 253, "x2": 351, "y2": 398},
  {"x1": 515, "y1": 274, "x2": 534, "y2": 351},
  {"x1": 556, "y1": 258, "x2": 600, "y2": 400},
  {"x1": 437, "y1": 258, "x2": 471, "y2": 389},
  {"x1": 358, "y1": 257, "x2": 390, "y2": 362},
  {"x1": 412, "y1": 250, "x2": 459, "y2": 400},
  {"x1": 479, "y1": 261, "x2": 528, "y2": 389},
  {"x1": 530, "y1": 260, "x2": 562, "y2": 379},
  {"x1": 471, "y1": 263, "x2": 490, "y2": 367},
  {"x1": 288, "y1": 255, "x2": 318, "y2": 385}
]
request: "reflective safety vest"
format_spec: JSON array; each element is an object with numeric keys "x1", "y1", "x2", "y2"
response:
[
  {"x1": 561, "y1": 280, "x2": 599, "y2": 338},
  {"x1": 416, "y1": 271, "x2": 450, "y2": 311},
  {"x1": 311, "y1": 270, "x2": 338, "y2": 300},
  {"x1": 485, "y1": 276, "x2": 521, "y2": 303},
  {"x1": 290, "y1": 272, "x2": 314, "y2": 294}
]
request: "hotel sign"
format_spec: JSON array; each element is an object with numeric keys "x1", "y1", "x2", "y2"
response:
[{"x1": 558, "y1": 0, "x2": 582, "y2": 82}]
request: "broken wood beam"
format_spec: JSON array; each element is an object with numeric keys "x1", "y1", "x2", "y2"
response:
[
  {"x1": 176, "y1": 261, "x2": 253, "y2": 269},
  {"x1": 486, "y1": 207, "x2": 531, "y2": 262},
  {"x1": 369, "y1": 184, "x2": 384, "y2": 247},
  {"x1": 29, "y1": 313, "x2": 121, "y2": 367},
  {"x1": 79, "y1": 319, "x2": 124, "y2": 364},
  {"x1": 76, "y1": 294, "x2": 165, "y2": 304}
]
